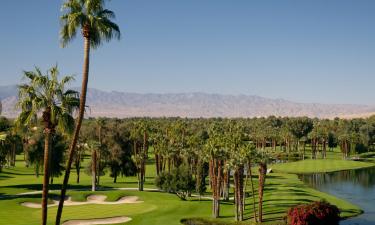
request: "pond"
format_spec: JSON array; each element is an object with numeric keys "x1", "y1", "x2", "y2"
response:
[{"x1": 299, "y1": 166, "x2": 375, "y2": 225}]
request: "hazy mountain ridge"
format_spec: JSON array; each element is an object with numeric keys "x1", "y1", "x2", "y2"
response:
[{"x1": 1, "y1": 85, "x2": 374, "y2": 118}]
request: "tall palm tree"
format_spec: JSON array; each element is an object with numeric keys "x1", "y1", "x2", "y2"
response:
[
  {"x1": 16, "y1": 66, "x2": 78, "y2": 225},
  {"x1": 56, "y1": 1, "x2": 120, "y2": 224}
]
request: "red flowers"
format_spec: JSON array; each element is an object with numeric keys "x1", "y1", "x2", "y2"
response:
[{"x1": 287, "y1": 201, "x2": 341, "y2": 225}]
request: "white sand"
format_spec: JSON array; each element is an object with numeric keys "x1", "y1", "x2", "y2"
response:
[
  {"x1": 21, "y1": 195, "x2": 142, "y2": 208},
  {"x1": 86, "y1": 195, "x2": 107, "y2": 202},
  {"x1": 62, "y1": 216, "x2": 132, "y2": 225},
  {"x1": 116, "y1": 196, "x2": 143, "y2": 204}
]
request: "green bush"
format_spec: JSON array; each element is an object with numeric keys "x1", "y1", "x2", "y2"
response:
[{"x1": 155, "y1": 165, "x2": 195, "y2": 200}]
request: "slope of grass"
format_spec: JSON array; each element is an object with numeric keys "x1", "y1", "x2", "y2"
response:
[
  {"x1": 0, "y1": 173, "x2": 362, "y2": 225},
  {"x1": 0, "y1": 154, "x2": 370, "y2": 225},
  {"x1": 272, "y1": 159, "x2": 374, "y2": 174}
]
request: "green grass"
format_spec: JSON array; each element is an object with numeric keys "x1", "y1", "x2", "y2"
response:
[
  {"x1": 272, "y1": 159, "x2": 374, "y2": 174},
  {"x1": 0, "y1": 153, "x2": 372, "y2": 225}
]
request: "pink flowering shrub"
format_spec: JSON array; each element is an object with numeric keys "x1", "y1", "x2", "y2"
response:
[{"x1": 287, "y1": 201, "x2": 340, "y2": 225}]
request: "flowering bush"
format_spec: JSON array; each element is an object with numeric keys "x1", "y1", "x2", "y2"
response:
[{"x1": 287, "y1": 201, "x2": 341, "y2": 225}]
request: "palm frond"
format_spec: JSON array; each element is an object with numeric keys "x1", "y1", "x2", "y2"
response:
[
  {"x1": 16, "y1": 66, "x2": 78, "y2": 135},
  {"x1": 60, "y1": 0, "x2": 120, "y2": 48}
]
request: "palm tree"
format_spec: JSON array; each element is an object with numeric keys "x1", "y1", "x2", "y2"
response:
[
  {"x1": 256, "y1": 149, "x2": 271, "y2": 223},
  {"x1": 130, "y1": 121, "x2": 149, "y2": 191},
  {"x1": 16, "y1": 66, "x2": 78, "y2": 225},
  {"x1": 56, "y1": 1, "x2": 120, "y2": 224},
  {"x1": 87, "y1": 140, "x2": 100, "y2": 191},
  {"x1": 205, "y1": 122, "x2": 226, "y2": 218},
  {"x1": 73, "y1": 141, "x2": 86, "y2": 183}
]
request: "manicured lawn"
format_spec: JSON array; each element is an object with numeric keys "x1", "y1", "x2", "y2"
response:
[
  {"x1": 0, "y1": 154, "x2": 372, "y2": 225},
  {"x1": 272, "y1": 159, "x2": 374, "y2": 174}
]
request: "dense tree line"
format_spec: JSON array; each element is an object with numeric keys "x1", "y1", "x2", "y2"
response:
[{"x1": 2, "y1": 113, "x2": 375, "y2": 222}]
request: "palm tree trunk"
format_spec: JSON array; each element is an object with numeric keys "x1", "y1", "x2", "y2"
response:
[
  {"x1": 55, "y1": 36, "x2": 90, "y2": 225},
  {"x1": 234, "y1": 169, "x2": 239, "y2": 221},
  {"x1": 11, "y1": 142, "x2": 16, "y2": 167},
  {"x1": 114, "y1": 173, "x2": 117, "y2": 183},
  {"x1": 96, "y1": 154, "x2": 100, "y2": 186},
  {"x1": 258, "y1": 162, "x2": 267, "y2": 223},
  {"x1": 239, "y1": 166, "x2": 244, "y2": 221},
  {"x1": 76, "y1": 159, "x2": 80, "y2": 184},
  {"x1": 243, "y1": 165, "x2": 248, "y2": 218},
  {"x1": 97, "y1": 126, "x2": 102, "y2": 186},
  {"x1": 211, "y1": 160, "x2": 216, "y2": 217},
  {"x1": 223, "y1": 170, "x2": 230, "y2": 201},
  {"x1": 155, "y1": 153, "x2": 160, "y2": 176},
  {"x1": 92, "y1": 150, "x2": 97, "y2": 192},
  {"x1": 248, "y1": 161, "x2": 257, "y2": 223},
  {"x1": 215, "y1": 160, "x2": 222, "y2": 218},
  {"x1": 42, "y1": 129, "x2": 52, "y2": 225}
]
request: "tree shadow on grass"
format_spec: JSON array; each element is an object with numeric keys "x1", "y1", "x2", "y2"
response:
[
  {"x1": 188, "y1": 198, "x2": 212, "y2": 203},
  {"x1": 0, "y1": 192, "x2": 61, "y2": 202},
  {"x1": 110, "y1": 181, "x2": 138, "y2": 185},
  {"x1": 0, "y1": 170, "x2": 35, "y2": 176},
  {"x1": 0, "y1": 174, "x2": 12, "y2": 180},
  {"x1": 266, "y1": 174, "x2": 290, "y2": 180},
  {"x1": 3, "y1": 184, "x2": 92, "y2": 192}
]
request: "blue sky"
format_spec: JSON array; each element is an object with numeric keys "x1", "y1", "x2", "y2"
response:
[{"x1": 0, "y1": 0, "x2": 374, "y2": 104}]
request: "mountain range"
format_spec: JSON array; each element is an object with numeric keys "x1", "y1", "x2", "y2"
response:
[{"x1": 1, "y1": 85, "x2": 374, "y2": 119}]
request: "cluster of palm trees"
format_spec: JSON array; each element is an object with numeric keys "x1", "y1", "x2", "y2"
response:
[
  {"x1": 132, "y1": 118, "x2": 270, "y2": 222},
  {"x1": 3, "y1": 106, "x2": 375, "y2": 223}
]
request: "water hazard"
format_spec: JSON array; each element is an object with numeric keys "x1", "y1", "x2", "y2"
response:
[{"x1": 299, "y1": 167, "x2": 375, "y2": 225}]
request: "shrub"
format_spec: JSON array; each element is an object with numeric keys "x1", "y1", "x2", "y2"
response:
[
  {"x1": 287, "y1": 201, "x2": 340, "y2": 225},
  {"x1": 155, "y1": 165, "x2": 195, "y2": 200}
]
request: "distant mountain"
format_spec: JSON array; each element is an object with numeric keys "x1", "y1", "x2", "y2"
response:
[{"x1": 1, "y1": 85, "x2": 374, "y2": 119}]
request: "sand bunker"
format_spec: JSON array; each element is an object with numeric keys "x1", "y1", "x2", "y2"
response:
[
  {"x1": 21, "y1": 194, "x2": 143, "y2": 208},
  {"x1": 62, "y1": 216, "x2": 132, "y2": 225}
]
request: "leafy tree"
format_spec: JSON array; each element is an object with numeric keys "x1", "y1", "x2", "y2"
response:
[
  {"x1": 105, "y1": 122, "x2": 136, "y2": 183},
  {"x1": 49, "y1": 134, "x2": 67, "y2": 184},
  {"x1": 0, "y1": 117, "x2": 10, "y2": 132},
  {"x1": 287, "y1": 117, "x2": 313, "y2": 158},
  {"x1": 0, "y1": 117, "x2": 10, "y2": 170},
  {"x1": 195, "y1": 160, "x2": 208, "y2": 200},
  {"x1": 26, "y1": 131, "x2": 44, "y2": 177},
  {"x1": 155, "y1": 165, "x2": 195, "y2": 200}
]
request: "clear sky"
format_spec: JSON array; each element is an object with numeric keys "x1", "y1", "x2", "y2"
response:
[{"x1": 0, "y1": 0, "x2": 374, "y2": 104}]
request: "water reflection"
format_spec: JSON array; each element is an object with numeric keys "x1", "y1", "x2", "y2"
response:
[{"x1": 300, "y1": 167, "x2": 375, "y2": 225}]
